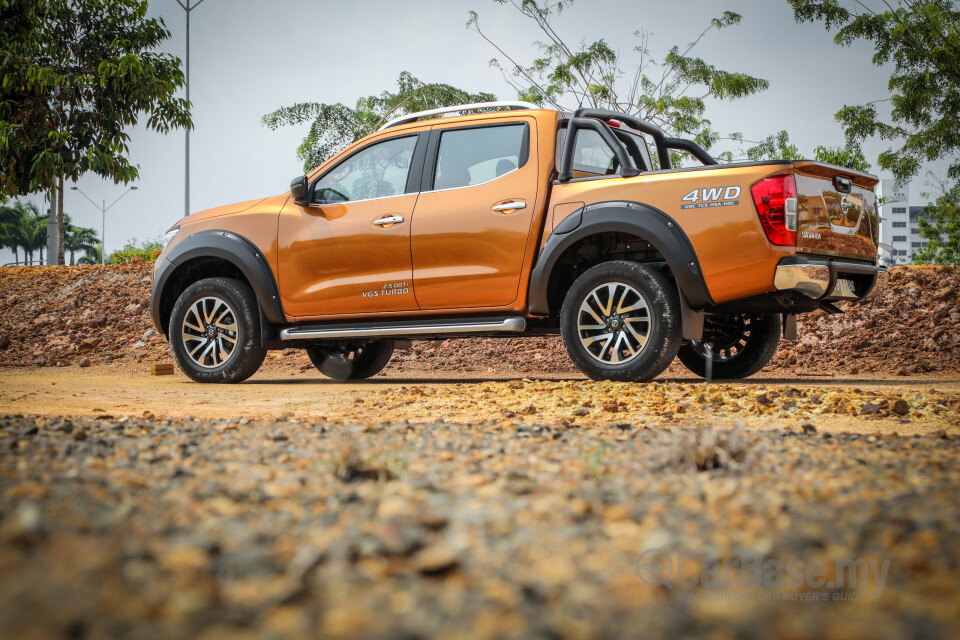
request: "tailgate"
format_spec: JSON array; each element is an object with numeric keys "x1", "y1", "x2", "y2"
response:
[{"x1": 793, "y1": 161, "x2": 879, "y2": 262}]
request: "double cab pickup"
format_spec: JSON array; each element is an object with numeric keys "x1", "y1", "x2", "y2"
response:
[{"x1": 150, "y1": 102, "x2": 884, "y2": 383}]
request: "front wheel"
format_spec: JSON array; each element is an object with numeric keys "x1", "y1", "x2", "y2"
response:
[
  {"x1": 169, "y1": 277, "x2": 266, "y2": 383},
  {"x1": 560, "y1": 261, "x2": 682, "y2": 382},
  {"x1": 306, "y1": 340, "x2": 394, "y2": 381},
  {"x1": 677, "y1": 313, "x2": 781, "y2": 379}
]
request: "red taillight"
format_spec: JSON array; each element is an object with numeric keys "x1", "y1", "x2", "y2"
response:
[{"x1": 751, "y1": 175, "x2": 798, "y2": 246}]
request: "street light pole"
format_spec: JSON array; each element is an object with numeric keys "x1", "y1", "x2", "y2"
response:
[
  {"x1": 174, "y1": 0, "x2": 208, "y2": 219},
  {"x1": 70, "y1": 186, "x2": 138, "y2": 264}
]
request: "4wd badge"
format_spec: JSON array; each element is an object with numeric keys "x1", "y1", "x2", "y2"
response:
[{"x1": 680, "y1": 186, "x2": 741, "y2": 209}]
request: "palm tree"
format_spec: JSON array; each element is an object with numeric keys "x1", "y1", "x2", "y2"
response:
[
  {"x1": 77, "y1": 245, "x2": 101, "y2": 265},
  {"x1": 0, "y1": 200, "x2": 44, "y2": 265},
  {"x1": 0, "y1": 204, "x2": 20, "y2": 264},
  {"x1": 21, "y1": 204, "x2": 47, "y2": 265},
  {"x1": 62, "y1": 213, "x2": 101, "y2": 266}
]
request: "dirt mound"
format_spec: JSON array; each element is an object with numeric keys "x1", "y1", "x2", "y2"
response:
[
  {"x1": 0, "y1": 265, "x2": 168, "y2": 368},
  {"x1": 390, "y1": 266, "x2": 960, "y2": 377},
  {"x1": 0, "y1": 264, "x2": 957, "y2": 376},
  {"x1": 771, "y1": 266, "x2": 960, "y2": 375}
]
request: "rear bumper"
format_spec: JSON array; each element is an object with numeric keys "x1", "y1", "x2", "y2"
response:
[{"x1": 774, "y1": 256, "x2": 886, "y2": 301}]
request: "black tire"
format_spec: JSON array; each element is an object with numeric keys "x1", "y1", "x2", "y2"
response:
[
  {"x1": 306, "y1": 340, "x2": 395, "y2": 381},
  {"x1": 677, "y1": 313, "x2": 781, "y2": 379},
  {"x1": 560, "y1": 261, "x2": 682, "y2": 382},
  {"x1": 169, "y1": 277, "x2": 266, "y2": 383}
]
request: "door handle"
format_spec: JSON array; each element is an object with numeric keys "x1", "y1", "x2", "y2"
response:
[
  {"x1": 372, "y1": 215, "x2": 404, "y2": 227},
  {"x1": 492, "y1": 201, "x2": 526, "y2": 213}
]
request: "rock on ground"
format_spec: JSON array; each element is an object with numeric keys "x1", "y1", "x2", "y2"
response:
[{"x1": 0, "y1": 414, "x2": 958, "y2": 638}]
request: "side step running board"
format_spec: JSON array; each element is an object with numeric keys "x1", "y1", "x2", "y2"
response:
[{"x1": 280, "y1": 316, "x2": 527, "y2": 341}]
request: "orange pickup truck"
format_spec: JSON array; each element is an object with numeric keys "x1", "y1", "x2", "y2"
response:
[{"x1": 149, "y1": 102, "x2": 883, "y2": 383}]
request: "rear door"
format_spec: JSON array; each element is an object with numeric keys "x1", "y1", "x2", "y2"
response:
[
  {"x1": 410, "y1": 118, "x2": 539, "y2": 310},
  {"x1": 793, "y1": 161, "x2": 880, "y2": 261}
]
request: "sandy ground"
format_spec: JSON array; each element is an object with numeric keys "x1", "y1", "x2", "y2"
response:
[{"x1": 2, "y1": 365, "x2": 958, "y2": 436}]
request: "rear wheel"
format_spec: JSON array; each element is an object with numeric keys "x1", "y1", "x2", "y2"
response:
[
  {"x1": 677, "y1": 313, "x2": 781, "y2": 379},
  {"x1": 560, "y1": 261, "x2": 682, "y2": 382},
  {"x1": 306, "y1": 340, "x2": 395, "y2": 381}
]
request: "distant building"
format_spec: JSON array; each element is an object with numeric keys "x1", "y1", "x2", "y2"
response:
[{"x1": 877, "y1": 179, "x2": 931, "y2": 265}]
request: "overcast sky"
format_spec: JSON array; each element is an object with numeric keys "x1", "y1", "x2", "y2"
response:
[{"x1": 4, "y1": 0, "x2": 950, "y2": 264}]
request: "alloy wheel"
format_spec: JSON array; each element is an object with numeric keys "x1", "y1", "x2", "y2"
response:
[
  {"x1": 180, "y1": 295, "x2": 239, "y2": 368},
  {"x1": 576, "y1": 282, "x2": 651, "y2": 365}
]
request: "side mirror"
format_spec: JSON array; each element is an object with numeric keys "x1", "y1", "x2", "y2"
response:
[{"x1": 290, "y1": 175, "x2": 308, "y2": 205}]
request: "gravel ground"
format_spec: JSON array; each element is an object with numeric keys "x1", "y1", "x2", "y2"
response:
[
  {"x1": 2, "y1": 407, "x2": 959, "y2": 639},
  {"x1": 2, "y1": 368, "x2": 959, "y2": 435}
]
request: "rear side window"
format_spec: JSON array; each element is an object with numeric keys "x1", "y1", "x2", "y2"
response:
[
  {"x1": 312, "y1": 135, "x2": 417, "y2": 203},
  {"x1": 433, "y1": 124, "x2": 527, "y2": 190},
  {"x1": 572, "y1": 129, "x2": 617, "y2": 174},
  {"x1": 556, "y1": 127, "x2": 651, "y2": 175}
]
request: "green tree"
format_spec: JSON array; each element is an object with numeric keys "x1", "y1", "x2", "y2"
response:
[
  {"x1": 0, "y1": 204, "x2": 22, "y2": 264},
  {"x1": 0, "y1": 0, "x2": 192, "y2": 263},
  {"x1": 77, "y1": 244, "x2": 101, "y2": 266},
  {"x1": 467, "y1": 0, "x2": 771, "y2": 164},
  {"x1": 106, "y1": 235, "x2": 163, "y2": 264},
  {"x1": 120, "y1": 236, "x2": 162, "y2": 254},
  {"x1": 789, "y1": 0, "x2": 960, "y2": 183},
  {"x1": 811, "y1": 144, "x2": 872, "y2": 173},
  {"x1": 746, "y1": 130, "x2": 872, "y2": 172},
  {"x1": 18, "y1": 201, "x2": 47, "y2": 265},
  {"x1": 912, "y1": 178, "x2": 960, "y2": 264},
  {"x1": 0, "y1": 199, "x2": 45, "y2": 264},
  {"x1": 62, "y1": 214, "x2": 100, "y2": 266},
  {"x1": 0, "y1": 0, "x2": 43, "y2": 204},
  {"x1": 263, "y1": 71, "x2": 496, "y2": 173},
  {"x1": 746, "y1": 131, "x2": 803, "y2": 163}
]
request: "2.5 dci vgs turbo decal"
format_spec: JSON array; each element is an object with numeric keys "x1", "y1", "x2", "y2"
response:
[{"x1": 362, "y1": 281, "x2": 410, "y2": 298}]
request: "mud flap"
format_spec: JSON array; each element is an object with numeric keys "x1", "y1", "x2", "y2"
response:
[
  {"x1": 782, "y1": 313, "x2": 797, "y2": 340},
  {"x1": 259, "y1": 306, "x2": 284, "y2": 350},
  {"x1": 678, "y1": 286, "x2": 704, "y2": 341}
]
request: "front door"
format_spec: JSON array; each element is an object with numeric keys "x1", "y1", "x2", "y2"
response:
[
  {"x1": 410, "y1": 119, "x2": 539, "y2": 309},
  {"x1": 278, "y1": 133, "x2": 422, "y2": 318}
]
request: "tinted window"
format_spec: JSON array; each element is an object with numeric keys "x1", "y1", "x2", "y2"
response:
[
  {"x1": 313, "y1": 136, "x2": 417, "y2": 203},
  {"x1": 434, "y1": 124, "x2": 526, "y2": 190}
]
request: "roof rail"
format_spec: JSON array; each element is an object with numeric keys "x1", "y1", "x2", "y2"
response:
[{"x1": 378, "y1": 101, "x2": 542, "y2": 131}]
